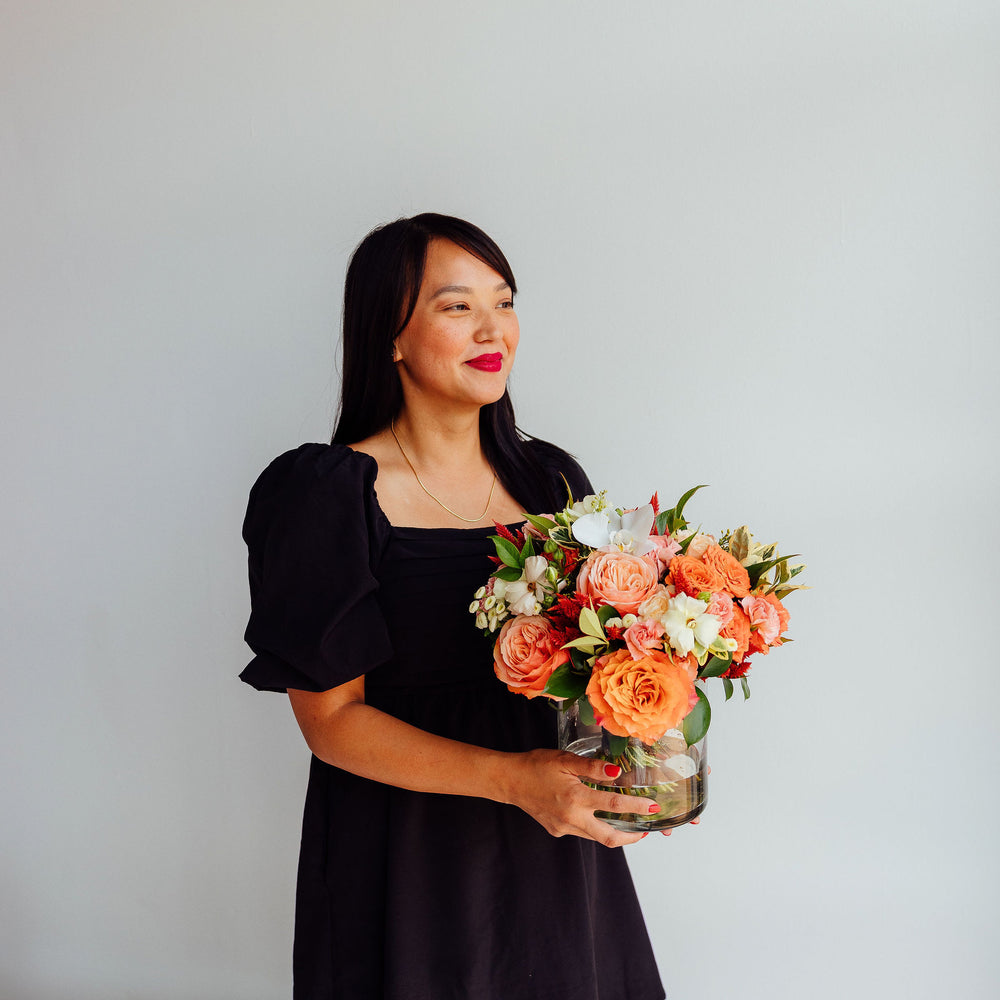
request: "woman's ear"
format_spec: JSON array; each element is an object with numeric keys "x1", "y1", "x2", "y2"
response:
[{"x1": 391, "y1": 340, "x2": 401, "y2": 363}]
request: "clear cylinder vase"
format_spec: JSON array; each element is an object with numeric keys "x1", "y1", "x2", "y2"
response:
[{"x1": 557, "y1": 701, "x2": 708, "y2": 832}]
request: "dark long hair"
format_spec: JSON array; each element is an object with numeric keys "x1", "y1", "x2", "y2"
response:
[{"x1": 331, "y1": 213, "x2": 560, "y2": 511}]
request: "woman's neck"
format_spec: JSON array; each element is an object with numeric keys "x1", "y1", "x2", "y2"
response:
[{"x1": 391, "y1": 409, "x2": 485, "y2": 472}]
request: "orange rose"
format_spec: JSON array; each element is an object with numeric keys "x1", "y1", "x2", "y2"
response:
[
  {"x1": 493, "y1": 616, "x2": 570, "y2": 699},
  {"x1": 668, "y1": 554, "x2": 726, "y2": 598},
  {"x1": 586, "y1": 647, "x2": 697, "y2": 744},
  {"x1": 702, "y1": 544, "x2": 751, "y2": 598},
  {"x1": 720, "y1": 603, "x2": 751, "y2": 662},
  {"x1": 577, "y1": 549, "x2": 659, "y2": 615}
]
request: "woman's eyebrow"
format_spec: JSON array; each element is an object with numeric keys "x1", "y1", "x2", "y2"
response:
[{"x1": 430, "y1": 281, "x2": 511, "y2": 299}]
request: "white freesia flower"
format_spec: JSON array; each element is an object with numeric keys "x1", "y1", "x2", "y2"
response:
[
  {"x1": 571, "y1": 503, "x2": 656, "y2": 556},
  {"x1": 661, "y1": 594, "x2": 721, "y2": 659}
]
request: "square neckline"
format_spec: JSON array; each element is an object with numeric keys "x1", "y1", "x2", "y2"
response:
[{"x1": 344, "y1": 444, "x2": 522, "y2": 535}]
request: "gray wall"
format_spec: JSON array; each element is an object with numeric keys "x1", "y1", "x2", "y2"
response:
[{"x1": 2, "y1": 2, "x2": 998, "y2": 998}]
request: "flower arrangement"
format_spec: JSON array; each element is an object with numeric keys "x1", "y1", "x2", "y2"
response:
[{"x1": 470, "y1": 486, "x2": 806, "y2": 758}]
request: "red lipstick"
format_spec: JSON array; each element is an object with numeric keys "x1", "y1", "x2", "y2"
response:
[{"x1": 466, "y1": 353, "x2": 503, "y2": 372}]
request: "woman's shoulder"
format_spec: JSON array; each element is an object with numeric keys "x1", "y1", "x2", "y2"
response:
[{"x1": 243, "y1": 443, "x2": 384, "y2": 546}]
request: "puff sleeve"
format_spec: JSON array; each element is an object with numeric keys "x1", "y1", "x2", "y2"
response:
[{"x1": 239, "y1": 444, "x2": 393, "y2": 693}]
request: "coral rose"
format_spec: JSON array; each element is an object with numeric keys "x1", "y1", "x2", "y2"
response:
[
  {"x1": 493, "y1": 616, "x2": 570, "y2": 699},
  {"x1": 720, "y1": 603, "x2": 751, "y2": 662},
  {"x1": 668, "y1": 554, "x2": 726, "y2": 599},
  {"x1": 586, "y1": 647, "x2": 697, "y2": 744},
  {"x1": 705, "y1": 591, "x2": 734, "y2": 627},
  {"x1": 702, "y1": 544, "x2": 751, "y2": 598},
  {"x1": 577, "y1": 548, "x2": 659, "y2": 616}
]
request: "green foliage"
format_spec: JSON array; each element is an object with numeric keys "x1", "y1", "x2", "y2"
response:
[
  {"x1": 656, "y1": 484, "x2": 708, "y2": 536},
  {"x1": 681, "y1": 688, "x2": 711, "y2": 745},
  {"x1": 543, "y1": 663, "x2": 589, "y2": 700},
  {"x1": 699, "y1": 653, "x2": 732, "y2": 679},
  {"x1": 722, "y1": 677, "x2": 735, "y2": 701},
  {"x1": 492, "y1": 536, "x2": 522, "y2": 569}
]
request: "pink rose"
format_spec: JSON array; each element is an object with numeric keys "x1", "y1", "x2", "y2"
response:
[
  {"x1": 623, "y1": 618, "x2": 666, "y2": 661},
  {"x1": 493, "y1": 616, "x2": 570, "y2": 699},
  {"x1": 577, "y1": 548, "x2": 660, "y2": 616},
  {"x1": 705, "y1": 592, "x2": 734, "y2": 627},
  {"x1": 740, "y1": 595, "x2": 780, "y2": 652},
  {"x1": 644, "y1": 534, "x2": 681, "y2": 575}
]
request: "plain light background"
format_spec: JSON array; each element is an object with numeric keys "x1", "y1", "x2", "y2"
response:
[{"x1": 2, "y1": 2, "x2": 998, "y2": 998}]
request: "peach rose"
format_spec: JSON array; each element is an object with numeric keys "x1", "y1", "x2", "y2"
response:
[
  {"x1": 493, "y1": 616, "x2": 570, "y2": 699},
  {"x1": 586, "y1": 647, "x2": 697, "y2": 744},
  {"x1": 668, "y1": 554, "x2": 726, "y2": 599},
  {"x1": 702, "y1": 544, "x2": 751, "y2": 598},
  {"x1": 720, "y1": 603, "x2": 751, "y2": 662},
  {"x1": 623, "y1": 618, "x2": 666, "y2": 660},
  {"x1": 678, "y1": 531, "x2": 715, "y2": 560},
  {"x1": 741, "y1": 595, "x2": 781, "y2": 656},
  {"x1": 638, "y1": 584, "x2": 674, "y2": 621},
  {"x1": 577, "y1": 549, "x2": 659, "y2": 616}
]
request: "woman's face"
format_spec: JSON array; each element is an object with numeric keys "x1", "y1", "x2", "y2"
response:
[{"x1": 393, "y1": 238, "x2": 519, "y2": 413}]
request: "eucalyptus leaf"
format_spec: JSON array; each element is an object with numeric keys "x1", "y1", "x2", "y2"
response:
[
  {"x1": 492, "y1": 537, "x2": 522, "y2": 569},
  {"x1": 681, "y1": 688, "x2": 711, "y2": 745}
]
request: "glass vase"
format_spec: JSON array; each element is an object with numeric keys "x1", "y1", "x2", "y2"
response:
[{"x1": 557, "y1": 701, "x2": 707, "y2": 832}]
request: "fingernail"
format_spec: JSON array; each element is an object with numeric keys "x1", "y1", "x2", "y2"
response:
[
  {"x1": 648, "y1": 804, "x2": 661, "y2": 814},
  {"x1": 604, "y1": 764, "x2": 621, "y2": 778},
  {"x1": 640, "y1": 832, "x2": 648, "y2": 839}
]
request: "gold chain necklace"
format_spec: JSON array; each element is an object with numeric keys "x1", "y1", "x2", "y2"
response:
[{"x1": 390, "y1": 421, "x2": 497, "y2": 523}]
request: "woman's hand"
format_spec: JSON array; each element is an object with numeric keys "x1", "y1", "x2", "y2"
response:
[{"x1": 504, "y1": 749, "x2": 661, "y2": 849}]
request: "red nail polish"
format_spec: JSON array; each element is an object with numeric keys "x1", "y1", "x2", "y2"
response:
[
  {"x1": 640, "y1": 832, "x2": 648, "y2": 839},
  {"x1": 604, "y1": 764, "x2": 621, "y2": 778},
  {"x1": 648, "y1": 804, "x2": 661, "y2": 814}
]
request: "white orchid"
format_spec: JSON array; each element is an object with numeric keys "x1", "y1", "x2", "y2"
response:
[
  {"x1": 494, "y1": 555, "x2": 549, "y2": 616},
  {"x1": 571, "y1": 502, "x2": 656, "y2": 556}
]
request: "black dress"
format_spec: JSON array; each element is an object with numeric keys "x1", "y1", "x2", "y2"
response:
[{"x1": 240, "y1": 442, "x2": 665, "y2": 1000}]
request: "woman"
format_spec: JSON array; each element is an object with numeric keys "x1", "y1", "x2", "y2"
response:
[{"x1": 241, "y1": 213, "x2": 666, "y2": 999}]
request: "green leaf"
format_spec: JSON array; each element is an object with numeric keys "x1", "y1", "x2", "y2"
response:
[
  {"x1": 681, "y1": 687, "x2": 712, "y2": 745},
  {"x1": 672, "y1": 484, "x2": 708, "y2": 527},
  {"x1": 559, "y1": 473, "x2": 575, "y2": 507},
  {"x1": 578, "y1": 694, "x2": 596, "y2": 726},
  {"x1": 492, "y1": 536, "x2": 522, "y2": 569},
  {"x1": 522, "y1": 512, "x2": 557, "y2": 535},
  {"x1": 596, "y1": 604, "x2": 619, "y2": 627},
  {"x1": 562, "y1": 635, "x2": 603, "y2": 651},
  {"x1": 578, "y1": 605, "x2": 606, "y2": 639},
  {"x1": 520, "y1": 535, "x2": 535, "y2": 560},
  {"x1": 604, "y1": 731, "x2": 629, "y2": 758},
  {"x1": 569, "y1": 647, "x2": 593, "y2": 673},
  {"x1": 747, "y1": 553, "x2": 801, "y2": 589},
  {"x1": 543, "y1": 664, "x2": 589, "y2": 700},
  {"x1": 654, "y1": 510, "x2": 671, "y2": 536},
  {"x1": 699, "y1": 654, "x2": 731, "y2": 679},
  {"x1": 722, "y1": 677, "x2": 734, "y2": 701},
  {"x1": 741, "y1": 677, "x2": 751, "y2": 700},
  {"x1": 493, "y1": 565, "x2": 522, "y2": 582}
]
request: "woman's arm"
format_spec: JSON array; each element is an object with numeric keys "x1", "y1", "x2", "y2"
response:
[{"x1": 287, "y1": 681, "x2": 661, "y2": 849}]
